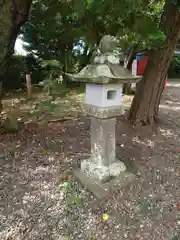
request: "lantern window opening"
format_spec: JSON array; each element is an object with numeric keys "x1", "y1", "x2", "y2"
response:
[{"x1": 107, "y1": 90, "x2": 117, "y2": 100}]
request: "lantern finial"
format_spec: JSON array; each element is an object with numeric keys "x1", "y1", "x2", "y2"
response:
[{"x1": 98, "y1": 35, "x2": 118, "y2": 54}]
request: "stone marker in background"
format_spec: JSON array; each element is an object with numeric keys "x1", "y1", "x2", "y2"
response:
[
  {"x1": 26, "y1": 73, "x2": 32, "y2": 98},
  {"x1": 66, "y1": 35, "x2": 141, "y2": 199}
]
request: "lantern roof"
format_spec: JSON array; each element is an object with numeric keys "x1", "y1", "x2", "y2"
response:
[{"x1": 66, "y1": 35, "x2": 142, "y2": 84}]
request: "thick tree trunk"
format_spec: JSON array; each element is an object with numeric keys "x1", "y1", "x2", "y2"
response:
[
  {"x1": 128, "y1": 1, "x2": 180, "y2": 125},
  {"x1": 0, "y1": 0, "x2": 32, "y2": 111}
]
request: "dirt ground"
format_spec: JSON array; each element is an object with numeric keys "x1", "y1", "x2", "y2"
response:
[{"x1": 0, "y1": 85, "x2": 180, "y2": 240}]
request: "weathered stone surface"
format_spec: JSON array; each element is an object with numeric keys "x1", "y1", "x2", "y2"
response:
[
  {"x1": 73, "y1": 169, "x2": 109, "y2": 199},
  {"x1": 78, "y1": 117, "x2": 127, "y2": 183},
  {"x1": 85, "y1": 83, "x2": 123, "y2": 109},
  {"x1": 98, "y1": 35, "x2": 118, "y2": 54},
  {"x1": 66, "y1": 65, "x2": 141, "y2": 84},
  {"x1": 90, "y1": 117, "x2": 116, "y2": 166},
  {"x1": 94, "y1": 54, "x2": 119, "y2": 64},
  {"x1": 76, "y1": 116, "x2": 128, "y2": 185},
  {"x1": 81, "y1": 158, "x2": 126, "y2": 183},
  {"x1": 81, "y1": 160, "x2": 110, "y2": 183},
  {"x1": 85, "y1": 104, "x2": 124, "y2": 118},
  {"x1": 109, "y1": 161, "x2": 126, "y2": 177},
  {"x1": 73, "y1": 169, "x2": 135, "y2": 199}
]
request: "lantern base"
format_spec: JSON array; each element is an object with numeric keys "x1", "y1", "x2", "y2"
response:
[
  {"x1": 73, "y1": 167, "x2": 135, "y2": 199},
  {"x1": 81, "y1": 158, "x2": 126, "y2": 183}
]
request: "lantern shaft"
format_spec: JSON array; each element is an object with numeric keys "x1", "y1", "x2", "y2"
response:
[{"x1": 81, "y1": 117, "x2": 126, "y2": 183}]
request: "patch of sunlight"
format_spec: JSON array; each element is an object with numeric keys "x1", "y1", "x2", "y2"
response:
[
  {"x1": 2, "y1": 87, "x2": 86, "y2": 122},
  {"x1": 159, "y1": 128, "x2": 178, "y2": 139},
  {"x1": 22, "y1": 192, "x2": 38, "y2": 205},
  {"x1": 10, "y1": 98, "x2": 22, "y2": 106},
  {"x1": 165, "y1": 100, "x2": 180, "y2": 106},
  {"x1": 132, "y1": 136, "x2": 155, "y2": 148},
  {"x1": 159, "y1": 104, "x2": 180, "y2": 111},
  {"x1": 167, "y1": 83, "x2": 180, "y2": 87},
  {"x1": 34, "y1": 94, "x2": 85, "y2": 118}
]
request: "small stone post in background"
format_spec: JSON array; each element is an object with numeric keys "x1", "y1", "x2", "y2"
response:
[{"x1": 26, "y1": 73, "x2": 32, "y2": 98}]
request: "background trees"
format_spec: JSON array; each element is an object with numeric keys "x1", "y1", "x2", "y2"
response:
[
  {"x1": 0, "y1": 0, "x2": 32, "y2": 80},
  {"x1": 128, "y1": 0, "x2": 180, "y2": 124},
  {"x1": 22, "y1": 0, "x2": 163, "y2": 76},
  {"x1": 1, "y1": 0, "x2": 180, "y2": 125},
  {"x1": 0, "y1": 0, "x2": 32, "y2": 110}
]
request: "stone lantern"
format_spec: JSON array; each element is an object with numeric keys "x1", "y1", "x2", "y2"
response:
[{"x1": 66, "y1": 35, "x2": 141, "y2": 199}]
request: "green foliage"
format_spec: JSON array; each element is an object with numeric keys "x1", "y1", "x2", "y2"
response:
[
  {"x1": 168, "y1": 55, "x2": 180, "y2": 78},
  {"x1": 24, "y1": 0, "x2": 166, "y2": 55},
  {"x1": 61, "y1": 180, "x2": 83, "y2": 208},
  {"x1": 0, "y1": 0, "x2": 32, "y2": 82},
  {"x1": 2, "y1": 54, "x2": 44, "y2": 91},
  {"x1": 41, "y1": 60, "x2": 62, "y2": 79},
  {"x1": 36, "y1": 99, "x2": 59, "y2": 113},
  {"x1": 21, "y1": 0, "x2": 167, "y2": 86},
  {"x1": 40, "y1": 77, "x2": 62, "y2": 100},
  {"x1": 67, "y1": 194, "x2": 83, "y2": 208},
  {"x1": 38, "y1": 59, "x2": 68, "y2": 99},
  {"x1": 118, "y1": 0, "x2": 165, "y2": 50},
  {"x1": 1, "y1": 114, "x2": 19, "y2": 133},
  {"x1": 22, "y1": 0, "x2": 82, "y2": 74},
  {"x1": 2, "y1": 55, "x2": 26, "y2": 90}
]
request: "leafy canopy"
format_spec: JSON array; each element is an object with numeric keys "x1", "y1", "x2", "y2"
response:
[{"x1": 23, "y1": 0, "x2": 165, "y2": 72}]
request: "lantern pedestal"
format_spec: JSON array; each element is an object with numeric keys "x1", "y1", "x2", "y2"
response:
[
  {"x1": 73, "y1": 112, "x2": 135, "y2": 199},
  {"x1": 81, "y1": 117, "x2": 126, "y2": 183},
  {"x1": 74, "y1": 168, "x2": 135, "y2": 200}
]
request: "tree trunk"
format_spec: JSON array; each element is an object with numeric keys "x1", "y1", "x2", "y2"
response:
[
  {"x1": 128, "y1": 0, "x2": 180, "y2": 125},
  {"x1": 0, "y1": 0, "x2": 32, "y2": 111}
]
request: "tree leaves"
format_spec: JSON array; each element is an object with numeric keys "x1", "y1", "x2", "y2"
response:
[{"x1": 22, "y1": 0, "x2": 166, "y2": 73}]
